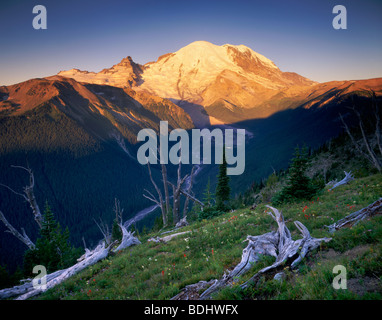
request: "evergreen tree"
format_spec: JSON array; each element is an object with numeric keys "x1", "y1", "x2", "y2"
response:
[
  {"x1": 215, "y1": 149, "x2": 230, "y2": 210},
  {"x1": 203, "y1": 176, "x2": 214, "y2": 208},
  {"x1": 0, "y1": 265, "x2": 12, "y2": 289},
  {"x1": 40, "y1": 202, "x2": 58, "y2": 241},
  {"x1": 274, "y1": 146, "x2": 317, "y2": 203},
  {"x1": 111, "y1": 219, "x2": 123, "y2": 242},
  {"x1": 23, "y1": 201, "x2": 81, "y2": 275}
]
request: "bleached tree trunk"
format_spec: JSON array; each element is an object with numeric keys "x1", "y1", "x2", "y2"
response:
[
  {"x1": 144, "y1": 162, "x2": 167, "y2": 226},
  {"x1": 328, "y1": 171, "x2": 354, "y2": 191},
  {"x1": 355, "y1": 108, "x2": 382, "y2": 172},
  {"x1": 113, "y1": 198, "x2": 124, "y2": 224},
  {"x1": 0, "y1": 210, "x2": 35, "y2": 250},
  {"x1": 326, "y1": 197, "x2": 382, "y2": 233},
  {"x1": 183, "y1": 166, "x2": 196, "y2": 218},
  {"x1": 0, "y1": 269, "x2": 65, "y2": 300},
  {"x1": 113, "y1": 224, "x2": 141, "y2": 252},
  {"x1": 0, "y1": 165, "x2": 43, "y2": 229},
  {"x1": 339, "y1": 95, "x2": 382, "y2": 172},
  {"x1": 175, "y1": 216, "x2": 189, "y2": 228},
  {"x1": 148, "y1": 230, "x2": 191, "y2": 243},
  {"x1": 161, "y1": 164, "x2": 171, "y2": 222},
  {"x1": 94, "y1": 217, "x2": 112, "y2": 245},
  {"x1": 0, "y1": 165, "x2": 44, "y2": 251},
  {"x1": 170, "y1": 162, "x2": 189, "y2": 225}
]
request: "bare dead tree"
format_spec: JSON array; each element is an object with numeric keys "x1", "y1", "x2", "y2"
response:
[
  {"x1": 143, "y1": 162, "x2": 167, "y2": 227},
  {"x1": 371, "y1": 91, "x2": 382, "y2": 157},
  {"x1": 0, "y1": 165, "x2": 43, "y2": 228},
  {"x1": 112, "y1": 226, "x2": 141, "y2": 253},
  {"x1": 144, "y1": 158, "x2": 203, "y2": 226},
  {"x1": 182, "y1": 165, "x2": 196, "y2": 218},
  {"x1": 113, "y1": 198, "x2": 124, "y2": 224},
  {"x1": 161, "y1": 164, "x2": 171, "y2": 220},
  {"x1": 308, "y1": 152, "x2": 335, "y2": 183},
  {"x1": 93, "y1": 217, "x2": 111, "y2": 245},
  {"x1": 0, "y1": 165, "x2": 45, "y2": 250},
  {"x1": 171, "y1": 161, "x2": 189, "y2": 224},
  {"x1": 328, "y1": 171, "x2": 354, "y2": 191},
  {"x1": 0, "y1": 210, "x2": 35, "y2": 250},
  {"x1": 339, "y1": 93, "x2": 382, "y2": 172}
]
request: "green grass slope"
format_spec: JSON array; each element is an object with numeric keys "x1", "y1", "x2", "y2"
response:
[{"x1": 37, "y1": 173, "x2": 382, "y2": 300}]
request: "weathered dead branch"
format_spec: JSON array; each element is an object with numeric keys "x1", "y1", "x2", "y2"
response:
[
  {"x1": 144, "y1": 162, "x2": 167, "y2": 226},
  {"x1": 147, "y1": 230, "x2": 191, "y2": 243},
  {"x1": 175, "y1": 216, "x2": 189, "y2": 228},
  {"x1": 113, "y1": 224, "x2": 141, "y2": 252},
  {"x1": 0, "y1": 210, "x2": 35, "y2": 250},
  {"x1": 339, "y1": 95, "x2": 382, "y2": 172},
  {"x1": 328, "y1": 171, "x2": 354, "y2": 191},
  {"x1": 326, "y1": 197, "x2": 382, "y2": 233},
  {"x1": 0, "y1": 165, "x2": 43, "y2": 229}
]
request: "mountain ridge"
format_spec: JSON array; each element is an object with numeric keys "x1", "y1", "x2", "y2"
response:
[{"x1": 56, "y1": 41, "x2": 382, "y2": 126}]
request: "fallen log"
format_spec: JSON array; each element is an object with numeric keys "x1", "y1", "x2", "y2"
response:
[
  {"x1": 148, "y1": 231, "x2": 192, "y2": 243},
  {"x1": 0, "y1": 269, "x2": 65, "y2": 300},
  {"x1": 328, "y1": 171, "x2": 354, "y2": 191},
  {"x1": 170, "y1": 280, "x2": 216, "y2": 300},
  {"x1": 326, "y1": 197, "x2": 382, "y2": 233}
]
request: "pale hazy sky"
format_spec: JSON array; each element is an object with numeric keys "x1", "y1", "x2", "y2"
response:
[{"x1": 1, "y1": 0, "x2": 381, "y2": 86}]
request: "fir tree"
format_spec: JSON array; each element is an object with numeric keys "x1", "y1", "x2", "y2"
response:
[
  {"x1": 111, "y1": 219, "x2": 123, "y2": 242},
  {"x1": 215, "y1": 148, "x2": 230, "y2": 210},
  {"x1": 203, "y1": 176, "x2": 214, "y2": 208},
  {"x1": 23, "y1": 201, "x2": 81, "y2": 275},
  {"x1": 274, "y1": 146, "x2": 317, "y2": 203}
]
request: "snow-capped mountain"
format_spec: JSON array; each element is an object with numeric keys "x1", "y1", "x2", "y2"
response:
[
  {"x1": 58, "y1": 56, "x2": 143, "y2": 88},
  {"x1": 138, "y1": 41, "x2": 314, "y2": 101},
  {"x1": 58, "y1": 41, "x2": 316, "y2": 126}
]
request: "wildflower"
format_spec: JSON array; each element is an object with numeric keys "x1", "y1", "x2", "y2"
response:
[
  {"x1": 184, "y1": 254, "x2": 187, "y2": 258},
  {"x1": 212, "y1": 249, "x2": 214, "y2": 255},
  {"x1": 161, "y1": 270, "x2": 164, "y2": 276}
]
